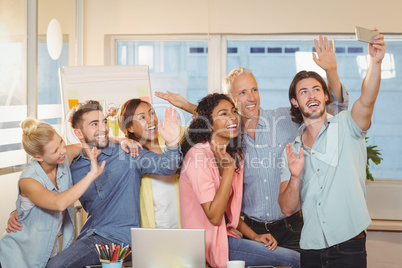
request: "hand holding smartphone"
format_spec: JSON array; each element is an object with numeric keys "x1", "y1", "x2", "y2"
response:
[{"x1": 355, "y1": 26, "x2": 379, "y2": 43}]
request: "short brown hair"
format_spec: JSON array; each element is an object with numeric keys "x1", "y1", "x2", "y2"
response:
[
  {"x1": 68, "y1": 100, "x2": 103, "y2": 129},
  {"x1": 288, "y1": 71, "x2": 333, "y2": 124}
]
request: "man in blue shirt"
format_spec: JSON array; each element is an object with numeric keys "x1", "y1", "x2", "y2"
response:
[
  {"x1": 43, "y1": 100, "x2": 182, "y2": 267},
  {"x1": 279, "y1": 30, "x2": 385, "y2": 267},
  {"x1": 155, "y1": 36, "x2": 348, "y2": 252}
]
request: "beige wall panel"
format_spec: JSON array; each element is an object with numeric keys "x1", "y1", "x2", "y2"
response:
[
  {"x1": 0, "y1": 173, "x2": 21, "y2": 233},
  {"x1": 0, "y1": 0, "x2": 26, "y2": 37},
  {"x1": 210, "y1": 0, "x2": 402, "y2": 34},
  {"x1": 38, "y1": 0, "x2": 74, "y2": 34},
  {"x1": 84, "y1": 0, "x2": 402, "y2": 65}
]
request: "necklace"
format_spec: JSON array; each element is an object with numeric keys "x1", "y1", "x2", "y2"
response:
[{"x1": 301, "y1": 134, "x2": 311, "y2": 149}]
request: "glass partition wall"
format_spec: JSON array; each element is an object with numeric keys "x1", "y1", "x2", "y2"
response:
[
  {"x1": 0, "y1": 0, "x2": 72, "y2": 175},
  {"x1": 0, "y1": 0, "x2": 29, "y2": 174}
]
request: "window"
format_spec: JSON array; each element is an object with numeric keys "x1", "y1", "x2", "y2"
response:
[
  {"x1": 0, "y1": 0, "x2": 28, "y2": 175},
  {"x1": 0, "y1": 39, "x2": 68, "y2": 175},
  {"x1": 284, "y1": 47, "x2": 300, "y2": 53},
  {"x1": 0, "y1": 15, "x2": 68, "y2": 176},
  {"x1": 227, "y1": 47, "x2": 238, "y2": 54},
  {"x1": 116, "y1": 40, "x2": 208, "y2": 123},
  {"x1": 250, "y1": 47, "x2": 265, "y2": 54},
  {"x1": 38, "y1": 37, "x2": 69, "y2": 127},
  {"x1": 335, "y1": 47, "x2": 346, "y2": 53},
  {"x1": 268, "y1": 47, "x2": 282, "y2": 54},
  {"x1": 348, "y1": 46, "x2": 364, "y2": 53},
  {"x1": 189, "y1": 47, "x2": 205, "y2": 54},
  {"x1": 111, "y1": 34, "x2": 402, "y2": 180}
]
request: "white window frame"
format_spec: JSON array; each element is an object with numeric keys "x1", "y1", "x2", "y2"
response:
[
  {"x1": 220, "y1": 34, "x2": 362, "y2": 74},
  {"x1": 110, "y1": 34, "x2": 396, "y2": 93},
  {"x1": 107, "y1": 35, "x2": 223, "y2": 93}
]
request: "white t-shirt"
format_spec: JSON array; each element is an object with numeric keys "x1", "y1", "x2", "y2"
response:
[{"x1": 150, "y1": 175, "x2": 179, "y2": 228}]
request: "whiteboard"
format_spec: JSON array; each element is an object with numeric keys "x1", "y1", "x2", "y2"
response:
[{"x1": 59, "y1": 65, "x2": 152, "y2": 144}]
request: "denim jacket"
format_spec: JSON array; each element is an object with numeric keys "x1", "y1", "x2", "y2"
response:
[{"x1": 0, "y1": 158, "x2": 75, "y2": 268}]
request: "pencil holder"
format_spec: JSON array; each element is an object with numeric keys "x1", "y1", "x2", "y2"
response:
[{"x1": 101, "y1": 259, "x2": 123, "y2": 268}]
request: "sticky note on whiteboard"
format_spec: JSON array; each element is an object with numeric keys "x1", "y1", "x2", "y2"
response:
[
  {"x1": 66, "y1": 89, "x2": 79, "y2": 109},
  {"x1": 67, "y1": 89, "x2": 79, "y2": 99},
  {"x1": 137, "y1": 85, "x2": 149, "y2": 97}
]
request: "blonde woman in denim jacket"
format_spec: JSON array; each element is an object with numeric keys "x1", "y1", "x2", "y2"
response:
[{"x1": 0, "y1": 118, "x2": 104, "y2": 268}]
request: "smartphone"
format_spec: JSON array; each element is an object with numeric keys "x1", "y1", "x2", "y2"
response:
[{"x1": 355, "y1": 26, "x2": 379, "y2": 43}]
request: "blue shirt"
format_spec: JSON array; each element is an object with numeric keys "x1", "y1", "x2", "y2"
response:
[
  {"x1": 281, "y1": 111, "x2": 371, "y2": 249},
  {"x1": 242, "y1": 86, "x2": 349, "y2": 222},
  {"x1": 0, "y1": 157, "x2": 75, "y2": 268},
  {"x1": 71, "y1": 142, "x2": 182, "y2": 245}
]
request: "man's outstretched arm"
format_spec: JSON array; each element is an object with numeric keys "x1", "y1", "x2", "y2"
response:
[
  {"x1": 154, "y1": 91, "x2": 197, "y2": 115},
  {"x1": 351, "y1": 29, "x2": 385, "y2": 131}
]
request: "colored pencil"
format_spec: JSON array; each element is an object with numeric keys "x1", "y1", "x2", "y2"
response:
[{"x1": 94, "y1": 243, "x2": 131, "y2": 262}]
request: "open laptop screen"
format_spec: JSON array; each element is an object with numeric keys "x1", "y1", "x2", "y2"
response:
[{"x1": 131, "y1": 228, "x2": 206, "y2": 268}]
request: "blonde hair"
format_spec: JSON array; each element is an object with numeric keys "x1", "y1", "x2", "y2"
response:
[
  {"x1": 222, "y1": 67, "x2": 254, "y2": 95},
  {"x1": 21, "y1": 118, "x2": 56, "y2": 157}
]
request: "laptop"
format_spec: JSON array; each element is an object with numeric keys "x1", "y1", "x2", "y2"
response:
[{"x1": 130, "y1": 228, "x2": 206, "y2": 268}]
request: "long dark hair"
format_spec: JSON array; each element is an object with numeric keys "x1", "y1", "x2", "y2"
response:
[
  {"x1": 181, "y1": 93, "x2": 243, "y2": 173},
  {"x1": 288, "y1": 70, "x2": 333, "y2": 124},
  {"x1": 117, "y1": 98, "x2": 153, "y2": 148}
]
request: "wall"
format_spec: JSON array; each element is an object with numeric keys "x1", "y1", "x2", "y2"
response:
[
  {"x1": 367, "y1": 230, "x2": 402, "y2": 268},
  {"x1": 0, "y1": 173, "x2": 21, "y2": 232},
  {"x1": 366, "y1": 180, "x2": 402, "y2": 267},
  {"x1": 83, "y1": 0, "x2": 402, "y2": 65}
]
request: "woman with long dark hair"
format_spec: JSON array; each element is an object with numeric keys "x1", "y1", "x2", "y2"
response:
[
  {"x1": 117, "y1": 98, "x2": 182, "y2": 228},
  {"x1": 179, "y1": 93, "x2": 300, "y2": 268}
]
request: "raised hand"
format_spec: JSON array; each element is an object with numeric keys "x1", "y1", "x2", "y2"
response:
[
  {"x1": 120, "y1": 139, "x2": 143, "y2": 157},
  {"x1": 312, "y1": 35, "x2": 337, "y2": 72},
  {"x1": 369, "y1": 28, "x2": 386, "y2": 64},
  {"x1": 159, "y1": 106, "x2": 181, "y2": 148},
  {"x1": 285, "y1": 143, "x2": 304, "y2": 179},
  {"x1": 84, "y1": 147, "x2": 106, "y2": 179},
  {"x1": 154, "y1": 91, "x2": 188, "y2": 110},
  {"x1": 209, "y1": 140, "x2": 235, "y2": 174}
]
